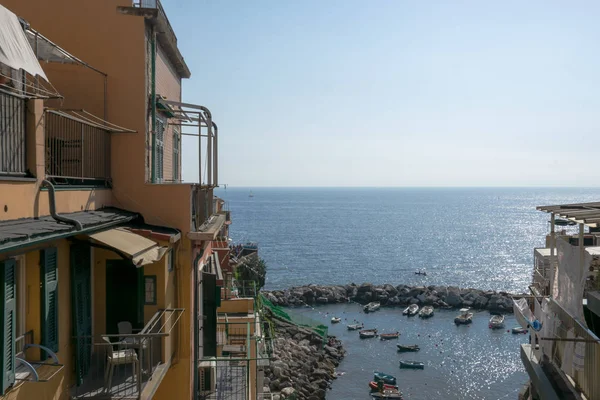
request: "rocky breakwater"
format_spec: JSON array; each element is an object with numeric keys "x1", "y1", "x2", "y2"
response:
[
  {"x1": 263, "y1": 283, "x2": 516, "y2": 312},
  {"x1": 264, "y1": 311, "x2": 345, "y2": 400}
]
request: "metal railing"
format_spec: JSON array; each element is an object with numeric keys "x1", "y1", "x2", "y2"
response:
[
  {"x1": 71, "y1": 309, "x2": 183, "y2": 399},
  {"x1": 543, "y1": 298, "x2": 600, "y2": 399},
  {"x1": 222, "y1": 280, "x2": 260, "y2": 301},
  {"x1": 0, "y1": 89, "x2": 27, "y2": 176},
  {"x1": 45, "y1": 110, "x2": 111, "y2": 185}
]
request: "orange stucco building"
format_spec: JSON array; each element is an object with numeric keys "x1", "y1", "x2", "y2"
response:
[{"x1": 0, "y1": 1, "x2": 270, "y2": 400}]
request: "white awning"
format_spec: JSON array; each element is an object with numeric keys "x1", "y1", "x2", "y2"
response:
[
  {"x1": 0, "y1": 5, "x2": 48, "y2": 80},
  {"x1": 89, "y1": 228, "x2": 168, "y2": 267}
]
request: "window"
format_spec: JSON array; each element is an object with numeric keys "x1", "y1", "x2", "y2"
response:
[
  {"x1": 40, "y1": 248, "x2": 59, "y2": 356},
  {"x1": 173, "y1": 128, "x2": 180, "y2": 181},
  {"x1": 144, "y1": 276, "x2": 157, "y2": 305},
  {"x1": 155, "y1": 118, "x2": 165, "y2": 181}
]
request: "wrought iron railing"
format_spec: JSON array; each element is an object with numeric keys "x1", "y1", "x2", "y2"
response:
[
  {"x1": 45, "y1": 111, "x2": 111, "y2": 185},
  {"x1": 0, "y1": 89, "x2": 27, "y2": 176}
]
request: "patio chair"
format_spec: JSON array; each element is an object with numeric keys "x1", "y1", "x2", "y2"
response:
[
  {"x1": 118, "y1": 321, "x2": 150, "y2": 374},
  {"x1": 102, "y1": 336, "x2": 139, "y2": 393}
]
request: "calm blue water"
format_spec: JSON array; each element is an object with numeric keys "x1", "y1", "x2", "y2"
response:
[
  {"x1": 216, "y1": 187, "x2": 600, "y2": 292},
  {"x1": 215, "y1": 187, "x2": 600, "y2": 399}
]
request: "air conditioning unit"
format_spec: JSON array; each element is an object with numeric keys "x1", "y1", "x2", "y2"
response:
[{"x1": 199, "y1": 366, "x2": 216, "y2": 396}]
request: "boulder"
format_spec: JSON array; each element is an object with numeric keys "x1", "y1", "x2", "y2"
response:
[
  {"x1": 358, "y1": 283, "x2": 373, "y2": 293},
  {"x1": 316, "y1": 296, "x2": 328, "y2": 304},
  {"x1": 408, "y1": 286, "x2": 425, "y2": 298},
  {"x1": 424, "y1": 295, "x2": 438, "y2": 305},
  {"x1": 409, "y1": 297, "x2": 419, "y2": 305},
  {"x1": 281, "y1": 387, "x2": 296, "y2": 398},
  {"x1": 473, "y1": 295, "x2": 488, "y2": 309},
  {"x1": 444, "y1": 287, "x2": 462, "y2": 307},
  {"x1": 383, "y1": 284, "x2": 398, "y2": 297},
  {"x1": 416, "y1": 293, "x2": 427, "y2": 303}
]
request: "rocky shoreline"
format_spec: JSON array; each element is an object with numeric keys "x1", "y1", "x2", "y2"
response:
[
  {"x1": 264, "y1": 310, "x2": 346, "y2": 400},
  {"x1": 263, "y1": 283, "x2": 517, "y2": 312}
]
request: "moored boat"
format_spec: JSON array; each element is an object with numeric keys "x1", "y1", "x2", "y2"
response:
[
  {"x1": 379, "y1": 332, "x2": 400, "y2": 340},
  {"x1": 369, "y1": 381, "x2": 398, "y2": 391},
  {"x1": 419, "y1": 306, "x2": 434, "y2": 318},
  {"x1": 397, "y1": 344, "x2": 420, "y2": 352},
  {"x1": 489, "y1": 314, "x2": 505, "y2": 329},
  {"x1": 373, "y1": 371, "x2": 397, "y2": 385},
  {"x1": 371, "y1": 389, "x2": 404, "y2": 399},
  {"x1": 454, "y1": 308, "x2": 473, "y2": 325},
  {"x1": 364, "y1": 302, "x2": 381, "y2": 313},
  {"x1": 347, "y1": 323, "x2": 364, "y2": 330},
  {"x1": 512, "y1": 326, "x2": 528, "y2": 334},
  {"x1": 402, "y1": 304, "x2": 419, "y2": 316},
  {"x1": 331, "y1": 317, "x2": 341, "y2": 324},
  {"x1": 399, "y1": 360, "x2": 425, "y2": 369},
  {"x1": 359, "y1": 329, "x2": 378, "y2": 339}
]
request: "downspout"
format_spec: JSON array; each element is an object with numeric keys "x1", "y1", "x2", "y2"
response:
[
  {"x1": 212, "y1": 122, "x2": 218, "y2": 187},
  {"x1": 192, "y1": 251, "x2": 202, "y2": 400},
  {"x1": 41, "y1": 180, "x2": 83, "y2": 230},
  {"x1": 150, "y1": 29, "x2": 157, "y2": 183}
]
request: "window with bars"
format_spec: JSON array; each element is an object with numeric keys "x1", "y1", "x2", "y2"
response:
[
  {"x1": 155, "y1": 118, "x2": 164, "y2": 181},
  {"x1": 144, "y1": 275, "x2": 157, "y2": 305},
  {"x1": 173, "y1": 128, "x2": 179, "y2": 181}
]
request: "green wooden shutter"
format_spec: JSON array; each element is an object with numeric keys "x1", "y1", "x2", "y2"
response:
[
  {"x1": 70, "y1": 243, "x2": 92, "y2": 386},
  {"x1": 0, "y1": 259, "x2": 16, "y2": 393},
  {"x1": 41, "y1": 248, "x2": 59, "y2": 357},
  {"x1": 202, "y1": 273, "x2": 217, "y2": 357}
]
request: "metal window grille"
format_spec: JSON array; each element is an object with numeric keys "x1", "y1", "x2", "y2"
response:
[{"x1": 0, "y1": 90, "x2": 27, "y2": 176}]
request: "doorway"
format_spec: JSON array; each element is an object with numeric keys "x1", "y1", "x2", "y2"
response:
[{"x1": 105, "y1": 259, "x2": 143, "y2": 334}]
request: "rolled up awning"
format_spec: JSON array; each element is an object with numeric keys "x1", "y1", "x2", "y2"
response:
[{"x1": 89, "y1": 228, "x2": 168, "y2": 267}]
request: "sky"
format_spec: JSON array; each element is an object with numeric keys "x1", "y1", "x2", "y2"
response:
[{"x1": 162, "y1": 0, "x2": 600, "y2": 187}]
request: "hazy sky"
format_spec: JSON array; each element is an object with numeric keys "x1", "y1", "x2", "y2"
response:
[{"x1": 164, "y1": 1, "x2": 600, "y2": 187}]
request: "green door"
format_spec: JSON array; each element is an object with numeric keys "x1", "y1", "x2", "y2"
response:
[
  {"x1": 70, "y1": 243, "x2": 92, "y2": 386},
  {"x1": 202, "y1": 272, "x2": 217, "y2": 357},
  {"x1": 106, "y1": 260, "x2": 143, "y2": 334}
]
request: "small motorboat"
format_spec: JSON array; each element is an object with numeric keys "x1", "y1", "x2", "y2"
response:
[
  {"x1": 397, "y1": 344, "x2": 420, "y2": 352},
  {"x1": 415, "y1": 270, "x2": 427, "y2": 276},
  {"x1": 419, "y1": 306, "x2": 434, "y2": 319},
  {"x1": 364, "y1": 302, "x2": 381, "y2": 313},
  {"x1": 399, "y1": 360, "x2": 425, "y2": 369},
  {"x1": 512, "y1": 327, "x2": 528, "y2": 334},
  {"x1": 454, "y1": 308, "x2": 473, "y2": 325},
  {"x1": 359, "y1": 329, "x2": 378, "y2": 339},
  {"x1": 402, "y1": 304, "x2": 419, "y2": 316},
  {"x1": 371, "y1": 389, "x2": 404, "y2": 399},
  {"x1": 552, "y1": 218, "x2": 576, "y2": 226},
  {"x1": 347, "y1": 323, "x2": 364, "y2": 330},
  {"x1": 373, "y1": 371, "x2": 397, "y2": 385},
  {"x1": 331, "y1": 317, "x2": 341, "y2": 324},
  {"x1": 379, "y1": 332, "x2": 400, "y2": 340},
  {"x1": 489, "y1": 314, "x2": 505, "y2": 329},
  {"x1": 369, "y1": 381, "x2": 398, "y2": 391}
]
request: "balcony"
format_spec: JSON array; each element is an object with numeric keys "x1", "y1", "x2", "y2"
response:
[
  {"x1": 519, "y1": 297, "x2": 600, "y2": 400},
  {"x1": 70, "y1": 308, "x2": 183, "y2": 400},
  {"x1": 199, "y1": 321, "x2": 272, "y2": 400},
  {"x1": 0, "y1": 89, "x2": 27, "y2": 177}
]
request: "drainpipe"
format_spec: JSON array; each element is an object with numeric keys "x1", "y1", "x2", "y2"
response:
[
  {"x1": 150, "y1": 29, "x2": 157, "y2": 183},
  {"x1": 41, "y1": 180, "x2": 83, "y2": 230},
  {"x1": 212, "y1": 122, "x2": 218, "y2": 187},
  {"x1": 192, "y1": 250, "x2": 202, "y2": 400}
]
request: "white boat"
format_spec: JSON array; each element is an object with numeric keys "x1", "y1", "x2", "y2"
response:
[
  {"x1": 347, "y1": 323, "x2": 364, "y2": 330},
  {"x1": 454, "y1": 308, "x2": 473, "y2": 325},
  {"x1": 489, "y1": 314, "x2": 505, "y2": 329},
  {"x1": 418, "y1": 306, "x2": 434, "y2": 318},
  {"x1": 331, "y1": 317, "x2": 341, "y2": 324},
  {"x1": 249, "y1": 191, "x2": 254, "y2": 198},
  {"x1": 403, "y1": 304, "x2": 419, "y2": 316},
  {"x1": 364, "y1": 302, "x2": 381, "y2": 313}
]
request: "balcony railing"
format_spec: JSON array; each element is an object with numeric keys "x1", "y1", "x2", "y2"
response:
[
  {"x1": 45, "y1": 110, "x2": 111, "y2": 185},
  {"x1": 71, "y1": 309, "x2": 183, "y2": 399},
  {"x1": 0, "y1": 89, "x2": 27, "y2": 176}
]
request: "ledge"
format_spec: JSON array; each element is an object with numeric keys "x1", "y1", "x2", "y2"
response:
[
  {"x1": 187, "y1": 214, "x2": 225, "y2": 241},
  {"x1": 0, "y1": 176, "x2": 37, "y2": 183}
]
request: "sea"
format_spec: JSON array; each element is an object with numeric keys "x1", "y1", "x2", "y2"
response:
[{"x1": 215, "y1": 187, "x2": 600, "y2": 400}]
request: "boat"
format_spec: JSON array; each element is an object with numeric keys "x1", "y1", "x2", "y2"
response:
[
  {"x1": 397, "y1": 344, "x2": 420, "y2": 352},
  {"x1": 414, "y1": 270, "x2": 427, "y2": 276},
  {"x1": 249, "y1": 191, "x2": 254, "y2": 198},
  {"x1": 373, "y1": 371, "x2": 397, "y2": 385},
  {"x1": 454, "y1": 308, "x2": 473, "y2": 325},
  {"x1": 552, "y1": 218, "x2": 576, "y2": 226},
  {"x1": 331, "y1": 317, "x2": 341, "y2": 324},
  {"x1": 371, "y1": 389, "x2": 404, "y2": 399},
  {"x1": 369, "y1": 381, "x2": 398, "y2": 391},
  {"x1": 512, "y1": 327, "x2": 528, "y2": 334},
  {"x1": 379, "y1": 332, "x2": 400, "y2": 340},
  {"x1": 359, "y1": 329, "x2": 378, "y2": 339},
  {"x1": 419, "y1": 306, "x2": 434, "y2": 318},
  {"x1": 489, "y1": 314, "x2": 505, "y2": 329},
  {"x1": 364, "y1": 302, "x2": 381, "y2": 313},
  {"x1": 402, "y1": 304, "x2": 419, "y2": 316},
  {"x1": 347, "y1": 323, "x2": 364, "y2": 330},
  {"x1": 399, "y1": 360, "x2": 425, "y2": 369}
]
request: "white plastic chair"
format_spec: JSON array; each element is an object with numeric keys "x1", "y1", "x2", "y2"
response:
[
  {"x1": 118, "y1": 321, "x2": 149, "y2": 374},
  {"x1": 102, "y1": 336, "x2": 139, "y2": 393}
]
